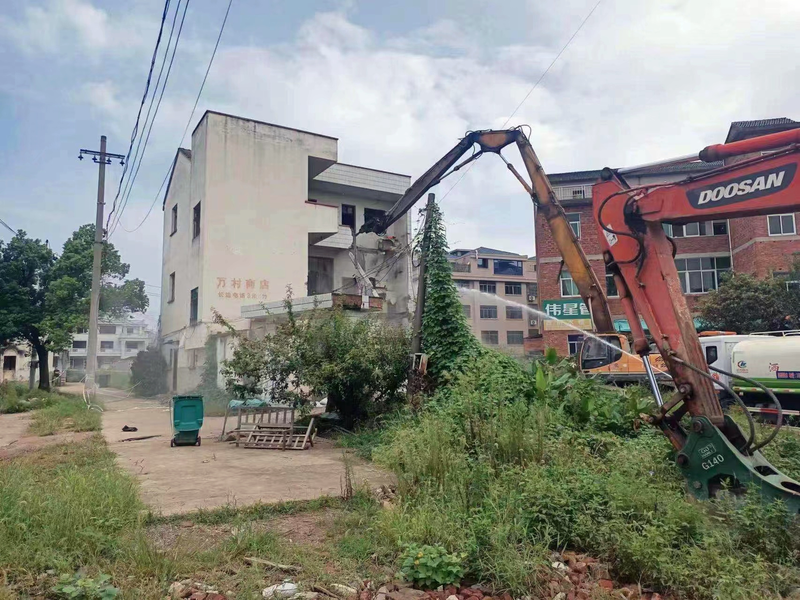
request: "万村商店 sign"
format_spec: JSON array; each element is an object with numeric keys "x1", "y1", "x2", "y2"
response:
[{"x1": 541, "y1": 299, "x2": 591, "y2": 331}]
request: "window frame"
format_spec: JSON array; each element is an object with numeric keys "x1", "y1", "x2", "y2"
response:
[
  {"x1": 479, "y1": 281, "x2": 496, "y2": 294},
  {"x1": 567, "y1": 334, "x2": 584, "y2": 356},
  {"x1": 192, "y1": 202, "x2": 201, "y2": 240},
  {"x1": 170, "y1": 204, "x2": 178, "y2": 236},
  {"x1": 364, "y1": 207, "x2": 386, "y2": 228},
  {"x1": 566, "y1": 213, "x2": 581, "y2": 238},
  {"x1": 505, "y1": 306, "x2": 523, "y2": 320},
  {"x1": 100, "y1": 341, "x2": 114, "y2": 350},
  {"x1": 72, "y1": 340, "x2": 87, "y2": 350},
  {"x1": 477, "y1": 258, "x2": 489, "y2": 269},
  {"x1": 190, "y1": 287, "x2": 199, "y2": 325},
  {"x1": 493, "y1": 259, "x2": 523, "y2": 276},
  {"x1": 479, "y1": 305, "x2": 498, "y2": 319},
  {"x1": 168, "y1": 272, "x2": 176, "y2": 303},
  {"x1": 462, "y1": 304, "x2": 471, "y2": 318},
  {"x1": 481, "y1": 330, "x2": 499, "y2": 345},
  {"x1": 560, "y1": 270, "x2": 580, "y2": 298},
  {"x1": 768, "y1": 213, "x2": 796, "y2": 236},
  {"x1": 98, "y1": 325, "x2": 116, "y2": 334},
  {"x1": 675, "y1": 256, "x2": 731, "y2": 294},
  {"x1": 504, "y1": 282, "x2": 522, "y2": 295},
  {"x1": 506, "y1": 331, "x2": 524, "y2": 345},
  {"x1": 341, "y1": 204, "x2": 356, "y2": 229},
  {"x1": 455, "y1": 280, "x2": 472, "y2": 290},
  {"x1": 605, "y1": 271, "x2": 619, "y2": 298}
]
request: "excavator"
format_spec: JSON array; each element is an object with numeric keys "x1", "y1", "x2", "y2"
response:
[{"x1": 359, "y1": 126, "x2": 800, "y2": 512}]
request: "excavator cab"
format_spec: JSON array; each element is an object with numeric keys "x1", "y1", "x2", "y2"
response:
[{"x1": 579, "y1": 335, "x2": 623, "y2": 370}]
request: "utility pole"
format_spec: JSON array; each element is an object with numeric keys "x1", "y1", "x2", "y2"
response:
[
  {"x1": 78, "y1": 137, "x2": 125, "y2": 396},
  {"x1": 410, "y1": 193, "x2": 436, "y2": 356}
]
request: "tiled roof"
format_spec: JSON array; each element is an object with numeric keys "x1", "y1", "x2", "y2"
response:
[
  {"x1": 448, "y1": 246, "x2": 525, "y2": 259},
  {"x1": 549, "y1": 161, "x2": 722, "y2": 184},
  {"x1": 725, "y1": 117, "x2": 799, "y2": 143}
]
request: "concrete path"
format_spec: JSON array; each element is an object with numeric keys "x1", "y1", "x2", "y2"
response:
[{"x1": 61, "y1": 385, "x2": 392, "y2": 515}]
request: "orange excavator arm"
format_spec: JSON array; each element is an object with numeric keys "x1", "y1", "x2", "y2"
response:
[
  {"x1": 593, "y1": 127, "x2": 800, "y2": 509},
  {"x1": 359, "y1": 128, "x2": 614, "y2": 333}
]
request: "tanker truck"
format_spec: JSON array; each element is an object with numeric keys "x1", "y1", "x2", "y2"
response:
[{"x1": 699, "y1": 333, "x2": 800, "y2": 421}]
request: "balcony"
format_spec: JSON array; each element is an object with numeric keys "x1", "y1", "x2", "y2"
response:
[
  {"x1": 306, "y1": 201, "x2": 340, "y2": 245},
  {"x1": 313, "y1": 225, "x2": 354, "y2": 249},
  {"x1": 451, "y1": 263, "x2": 471, "y2": 273},
  {"x1": 554, "y1": 184, "x2": 592, "y2": 202}
]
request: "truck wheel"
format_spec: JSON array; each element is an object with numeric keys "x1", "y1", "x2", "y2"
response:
[{"x1": 170, "y1": 439, "x2": 176, "y2": 448}]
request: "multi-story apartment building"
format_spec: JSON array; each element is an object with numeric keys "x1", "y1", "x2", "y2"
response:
[
  {"x1": 536, "y1": 117, "x2": 800, "y2": 355},
  {"x1": 68, "y1": 317, "x2": 155, "y2": 371},
  {"x1": 448, "y1": 247, "x2": 538, "y2": 356},
  {"x1": 161, "y1": 111, "x2": 413, "y2": 393}
]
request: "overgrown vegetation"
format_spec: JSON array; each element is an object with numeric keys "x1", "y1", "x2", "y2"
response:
[
  {"x1": 699, "y1": 271, "x2": 800, "y2": 333},
  {"x1": 28, "y1": 396, "x2": 102, "y2": 436},
  {"x1": 130, "y1": 347, "x2": 168, "y2": 397},
  {"x1": 0, "y1": 380, "x2": 62, "y2": 414},
  {"x1": 216, "y1": 295, "x2": 410, "y2": 426}
]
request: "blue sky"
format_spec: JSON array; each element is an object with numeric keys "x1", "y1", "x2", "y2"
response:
[{"x1": 1, "y1": 0, "x2": 799, "y2": 316}]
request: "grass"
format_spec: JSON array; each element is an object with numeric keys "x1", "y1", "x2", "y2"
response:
[
  {"x1": 28, "y1": 396, "x2": 102, "y2": 436},
  {"x1": 0, "y1": 434, "x2": 392, "y2": 599},
  {"x1": 0, "y1": 381, "x2": 63, "y2": 414}
]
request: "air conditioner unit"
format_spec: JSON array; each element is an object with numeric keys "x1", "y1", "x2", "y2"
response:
[
  {"x1": 527, "y1": 294, "x2": 536, "y2": 302},
  {"x1": 529, "y1": 318, "x2": 537, "y2": 326}
]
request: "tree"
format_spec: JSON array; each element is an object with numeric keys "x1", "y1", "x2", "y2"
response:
[
  {"x1": 698, "y1": 273, "x2": 798, "y2": 333},
  {"x1": 0, "y1": 226, "x2": 148, "y2": 390},
  {"x1": 420, "y1": 200, "x2": 482, "y2": 384},
  {"x1": 130, "y1": 348, "x2": 168, "y2": 397},
  {"x1": 216, "y1": 297, "x2": 410, "y2": 427}
]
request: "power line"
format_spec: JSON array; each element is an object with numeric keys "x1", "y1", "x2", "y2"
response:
[
  {"x1": 109, "y1": 0, "x2": 185, "y2": 234},
  {"x1": 110, "y1": 0, "x2": 191, "y2": 237},
  {"x1": 106, "y1": 0, "x2": 172, "y2": 231},
  {"x1": 0, "y1": 216, "x2": 15, "y2": 235},
  {"x1": 439, "y1": 0, "x2": 603, "y2": 206},
  {"x1": 118, "y1": 0, "x2": 234, "y2": 235}
]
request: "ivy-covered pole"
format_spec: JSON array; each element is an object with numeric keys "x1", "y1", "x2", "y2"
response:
[
  {"x1": 421, "y1": 198, "x2": 482, "y2": 384},
  {"x1": 411, "y1": 193, "x2": 435, "y2": 355}
]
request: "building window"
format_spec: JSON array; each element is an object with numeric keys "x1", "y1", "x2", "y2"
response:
[
  {"x1": 506, "y1": 306, "x2": 523, "y2": 320},
  {"x1": 560, "y1": 269, "x2": 580, "y2": 297},
  {"x1": 168, "y1": 272, "x2": 175, "y2": 303},
  {"x1": 190, "y1": 287, "x2": 199, "y2": 325},
  {"x1": 125, "y1": 341, "x2": 141, "y2": 351},
  {"x1": 479, "y1": 281, "x2": 496, "y2": 294},
  {"x1": 462, "y1": 305, "x2": 471, "y2": 318},
  {"x1": 494, "y1": 259, "x2": 523, "y2": 276},
  {"x1": 675, "y1": 256, "x2": 731, "y2": 294},
  {"x1": 364, "y1": 208, "x2": 386, "y2": 228},
  {"x1": 342, "y1": 204, "x2": 356, "y2": 229},
  {"x1": 480, "y1": 305, "x2": 498, "y2": 319},
  {"x1": 768, "y1": 214, "x2": 796, "y2": 236},
  {"x1": 100, "y1": 341, "x2": 113, "y2": 350},
  {"x1": 605, "y1": 270, "x2": 619, "y2": 297},
  {"x1": 98, "y1": 325, "x2": 116, "y2": 334},
  {"x1": 504, "y1": 282, "x2": 522, "y2": 295},
  {"x1": 126, "y1": 327, "x2": 135, "y2": 334},
  {"x1": 667, "y1": 221, "x2": 728, "y2": 237},
  {"x1": 76, "y1": 327, "x2": 88, "y2": 334},
  {"x1": 72, "y1": 340, "x2": 87, "y2": 349},
  {"x1": 192, "y1": 202, "x2": 201, "y2": 239},
  {"x1": 566, "y1": 213, "x2": 581, "y2": 238},
  {"x1": 507, "y1": 331, "x2": 524, "y2": 345},
  {"x1": 567, "y1": 334, "x2": 584, "y2": 356},
  {"x1": 3, "y1": 355, "x2": 16, "y2": 370},
  {"x1": 170, "y1": 205, "x2": 178, "y2": 235},
  {"x1": 455, "y1": 280, "x2": 472, "y2": 290},
  {"x1": 528, "y1": 282, "x2": 538, "y2": 299},
  {"x1": 477, "y1": 258, "x2": 489, "y2": 269},
  {"x1": 481, "y1": 331, "x2": 499, "y2": 345}
]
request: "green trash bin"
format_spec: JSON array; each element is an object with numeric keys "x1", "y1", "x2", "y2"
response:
[{"x1": 171, "y1": 395, "x2": 204, "y2": 447}]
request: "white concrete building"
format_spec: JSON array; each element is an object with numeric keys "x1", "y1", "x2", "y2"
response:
[
  {"x1": 160, "y1": 111, "x2": 413, "y2": 393},
  {"x1": 68, "y1": 317, "x2": 155, "y2": 371},
  {"x1": 2, "y1": 343, "x2": 57, "y2": 385}
]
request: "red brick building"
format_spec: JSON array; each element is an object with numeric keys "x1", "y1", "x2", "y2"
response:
[{"x1": 536, "y1": 118, "x2": 800, "y2": 355}]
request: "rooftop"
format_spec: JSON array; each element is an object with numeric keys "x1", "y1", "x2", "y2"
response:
[
  {"x1": 725, "y1": 117, "x2": 799, "y2": 143},
  {"x1": 448, "y1": 246, "x2": 530, "y2": 259}
]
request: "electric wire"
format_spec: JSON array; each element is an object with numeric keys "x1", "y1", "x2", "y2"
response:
[
  {"x1": 118, "y1": 0, "x2": 234, "y2": 236},
  {"x1": 110, "y1": 0, "x2": 191, "y2": 237},
  {"x1": 439, "y1": 0, "x2": 603, "y2": 206},
  {"x1": 0, "y1": 216, "x2": 15, "y2": 235},
  {"x1": 106, "y1": 0, "x2": 172, "y2": 231}
]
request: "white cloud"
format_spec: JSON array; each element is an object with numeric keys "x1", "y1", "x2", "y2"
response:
[{"x1": 0, "y1": 0, "x2": 152, "y2": 57}]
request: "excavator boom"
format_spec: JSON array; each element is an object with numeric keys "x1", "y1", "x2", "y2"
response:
[{"x1": 359, "y1": 128, "x2": 614, "y2": 333}]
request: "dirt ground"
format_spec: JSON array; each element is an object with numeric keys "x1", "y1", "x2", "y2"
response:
[
  {"x1": 0, "y1": 410, "x2": 95, "y2": 460},
  {"x1": 59, "y1": 385, "x2": 393, "y2": 516}
]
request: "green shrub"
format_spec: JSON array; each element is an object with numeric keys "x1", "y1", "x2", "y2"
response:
[
  {"x1": 130, "y1": 348, "x2": 168, "y2": 397},
  {"x1": 52, "y1": 573, "x2": 119, "y2": 600},
  {"x1": 29, "y1": 397, "x2": 102, "y2": 436},
  {"x1": 0, "y1": 381, "x2": 62, "y2": 414},
  {"x1": 399, "y1": 543, "x2": 465, "y2": 589}
]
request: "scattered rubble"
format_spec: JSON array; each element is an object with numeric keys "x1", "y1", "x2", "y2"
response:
[
  {"x1": 262, "y1": 581, "x2": 299, "y2": 598},
  {"x1": 169, "y1": 579, "x2": 225, "y2": 600}
]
